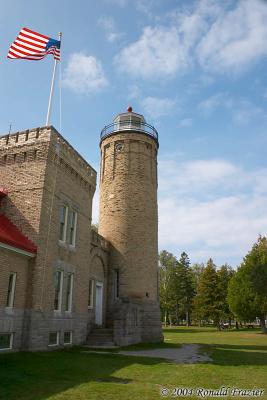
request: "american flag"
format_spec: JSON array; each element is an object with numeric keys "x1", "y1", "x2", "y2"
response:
[{"x1": 7, "y1": 27, "x2": 61, "y2": 61}]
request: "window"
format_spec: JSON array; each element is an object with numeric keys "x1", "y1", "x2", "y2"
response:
[
  {"x1": 48, "y1": 332, "x2": 59, "y2": 346},
  {"x1": 59, "y1": 205, "x2": 68, "y2": 242},
  {"x1": 65, "y1": 273, "x2": 74, "y2": 312},
  {"x1": 88, "y1": 279, "x2": 94, "y2": 309},
  {"x1": 6, "y1": 273, "x2": 16, "y2": 308},
  {"x1": 113, "y1": 270, "x2": 119, "y2": 300},
  {"x1": 54, "y1": 271, "x2": 63, "y2": 311},
  {"x1": 0, "y1": 333, "x2": 13, "y2": 350},
  {"x1": 64, "y1": 331, "x2": 72, "y2": 345},
  {"x1": 69, "y1": 210, "x2": 77, "y2": 246}
]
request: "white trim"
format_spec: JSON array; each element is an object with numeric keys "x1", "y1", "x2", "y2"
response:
[
  {"x1": 63, "y1": 331, "x2": 72, "y2": 345},
  {"x1": 0, "y1": 333, "x2": 13, "y2": 350},
  {"x1": 58, "y1": 271, "x2": 64, "y2": 311},
  {"x1": 6, "y1": 272, "x2": 16, "y2": 308},
  {"x1": 65, "y1": 273, "x2": 74, "y2": 312},
  {"x1": 48, "y1": 331, "x2": 59, "y2": 347},
  {"x1": 59, "y1": 205, "x2": 68, "y2": 243},
  {"x1": 0, "y1": 242, "x2": 35, "y2": 257}
]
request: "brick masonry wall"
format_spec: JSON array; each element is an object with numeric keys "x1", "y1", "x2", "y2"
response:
[
  {"x1": 0, "y1": 126, "x2": 104, "y2": 350},
  {"x1": 99, "y1": 132, "x2": 159, "y2": 301},
  {"x1": 0, "y1": 248, "x2": 33, "y2": 351},
  {"x1": 0, "y1": 248, "x2": 31, "y2": 309},
  {"x1": 98, "y1": 130, "x2": 162, "y2": 344}
]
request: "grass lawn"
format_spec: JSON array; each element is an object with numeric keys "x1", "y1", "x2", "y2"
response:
[{"x1": 1, "y1": 327, "x2": 267, "y2": 400}]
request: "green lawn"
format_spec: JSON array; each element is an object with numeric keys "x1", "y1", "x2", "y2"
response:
[{"x1": 1, "y1": 327, "x2": 267, "y2": 400}]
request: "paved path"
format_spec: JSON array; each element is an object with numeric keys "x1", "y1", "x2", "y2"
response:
[{"x1": 118, "y1": 344, "x2": 212, "y2": 364}]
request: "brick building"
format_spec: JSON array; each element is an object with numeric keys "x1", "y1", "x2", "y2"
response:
[{"x1": 0, "y1": 108, "x2": 163, "y2": 351}]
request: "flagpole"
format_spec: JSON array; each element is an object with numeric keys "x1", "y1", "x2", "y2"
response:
[{"x1": 46, "y1": 32, "x2": 62, "y2": 126}]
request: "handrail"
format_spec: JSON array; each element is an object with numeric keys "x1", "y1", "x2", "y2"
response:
[{"x1": 100, "y1": 120, "x2": 158, "y2": 143}]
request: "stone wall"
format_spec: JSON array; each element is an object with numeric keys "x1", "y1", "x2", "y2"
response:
[
  {"x1": 0, "y1": 126, "x2": 101, "y2": 350},
  {"x1": 0, "y1": 248, "x2": 33, "y2": 351},
  {"x1": 99, "y1": 130, "x2": 162, "y2": 344}
]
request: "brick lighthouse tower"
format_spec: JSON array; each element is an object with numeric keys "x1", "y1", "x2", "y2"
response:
[{"x1": 99, "y1": 107, "x2": 163, "y2": 345}]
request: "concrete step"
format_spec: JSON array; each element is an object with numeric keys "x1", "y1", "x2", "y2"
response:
[
  {"x1": 87, "y1": 337, "x2": 113, "y2": 343},
  {"x1": 91, "y1": 329, "x2": 113, "y2": 335},
  {"x1": 86, "y1": 341, "x2": 115, "y2": 347},
  {"x1": 87, "y1": 328, "x2": 115, "y2": 347}
]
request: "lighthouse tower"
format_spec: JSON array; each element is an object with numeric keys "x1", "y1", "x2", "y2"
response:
[{"x1": 99, "y1": 107, "x2": 163, "y2": 345}]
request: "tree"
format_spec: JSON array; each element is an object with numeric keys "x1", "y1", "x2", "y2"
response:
[
  {"x1": 191, "y1": 263, "x2": 205, "y2": 292},
  {"x1": 193, "y1": 259, "x2": 222, "y2": 328},
  {"x1": 174, "y1": 252, "x2": 195, "y2": 326},
  {"x1": 159, "y1": 250, "x2": 177, "y2": 326},
  {"x1": 228, "y1": 236, "x2": 267, "y2": 333},
  {"x1": 216, "y1": 264, "x2": 235, "y2": 326}
]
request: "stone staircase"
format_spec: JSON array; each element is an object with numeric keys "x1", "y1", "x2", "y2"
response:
[{"x1": 86, "y1": 328, "x2": 117, "y2": 348}]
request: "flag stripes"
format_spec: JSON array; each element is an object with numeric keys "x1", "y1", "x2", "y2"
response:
[{"x1": 7, "y1": 27, "x2": 60, "y2": 61}]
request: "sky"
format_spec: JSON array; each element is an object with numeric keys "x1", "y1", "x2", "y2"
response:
[{"x1": 0, "y1": 0, "x2": 267, "y2": 267}]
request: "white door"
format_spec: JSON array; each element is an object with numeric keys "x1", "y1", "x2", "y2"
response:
[{"x1": 95, "y1": 282, "x2": 103, "y2": 326}]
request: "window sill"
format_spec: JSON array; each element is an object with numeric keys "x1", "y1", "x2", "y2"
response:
[
  {"x1": 53, "y1": 310, "x2": 62, "y2": 315},
  {"x1": 5, "y1": 307, "x2": 15, "y2": 315},
  {"x1": 58, "y1": 240, "x2": 67, "y2": 248}
]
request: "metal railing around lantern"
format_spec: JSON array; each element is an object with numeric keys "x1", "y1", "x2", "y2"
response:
[{"x1": 100, "y1": 120, "x2": 158, "y2": 143}]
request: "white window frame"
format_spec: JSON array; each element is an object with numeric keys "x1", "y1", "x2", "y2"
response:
[
  {"x1": 59, "y1": 205, "x2": 68, "y2": 243},
  {"x1": 54, "y1": 270, "x2": 64, "y2": 311},
  {"x1": 6, "y1": 273, "x2": 17, "y2": 308},
  {"x1": 0, "y1": 333, "x2": 13, "y2": 351},
  {"x1": 63, "y1": 331, "x2": 73, "y2": 345},
  {"x1": 65, "y1": 273, "x2": 74, "y2": 312},
  {"x1": 48, "y1": 331, "x2": 59, "y2": 347},
  {"x1": 88, "y1": 279, "x2": 94, "y2": 309},
  {"x1": 69, "y1": 210, "x2": 78, "y2": 247}
]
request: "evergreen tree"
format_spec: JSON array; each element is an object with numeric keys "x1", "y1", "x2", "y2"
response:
[
  {"x1": 217, "y1": 264, "x2": 235, "y2": 326},
  {"x1": 191, "y1": 263, "x2": 205, "y2": 293},
  {"x1": 193, "y1": 258, "x2": 222, "y2": 328},
  {"x1": 228, "y1": 236, "x2": 267, "y2": 333},
  {"x1": 175, "y1": 252, "x2": 195, "y2": 326}
]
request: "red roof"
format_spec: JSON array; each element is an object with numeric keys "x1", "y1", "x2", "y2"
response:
[
  {"x1": 0, "y1": 187, "x2": 8, "y2": 198},
  {"x1": 0, "y1": 215, "x2": 37, "y2": 254}
]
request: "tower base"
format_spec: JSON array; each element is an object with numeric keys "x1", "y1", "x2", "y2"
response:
[{"x1": 111, "y1": 298, "x2": 163, "y2": 346}]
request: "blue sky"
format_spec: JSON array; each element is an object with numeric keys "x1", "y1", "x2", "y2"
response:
[{"x1": 1, "y1": 0, "x2": 267, "y2": 267}]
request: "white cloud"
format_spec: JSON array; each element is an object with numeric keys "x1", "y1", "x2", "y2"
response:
[
  {"x1": 98, "y1": 16, "x2": 123, "y2": 43},
  {"x1": 232, "y1": 100, "x2": 264, "y2": 125},
  {"x1": 158, "y1": 157, "x2": 267, "y2": 265},
  {"x1": 114, "y1": 26, "x2": 187, "y2": 79},
  {"x1": 114, "y1": 0, "x2": 267, "y2": 78},
  {"x1": 197, "y1": 93, "x2": 265, "y2": 125},
  {"x1": 159, "y1": 159, "x2": 239, "y2": 194},
  {"x1": 198, "y1": 92, "x2": 232, "y2": 114},
  {"x1": 140, "y1": 96, "x2": 176, "y2": 119},
  {"x1": 62, "y1": 53, "x2": 108, "y2": 94},
  {"x1": 136, "y1": 0, "x2": 158, "y2": 18},
  {"x1": 197, "y1": 0, "x2": 267, "y2": 72}
]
